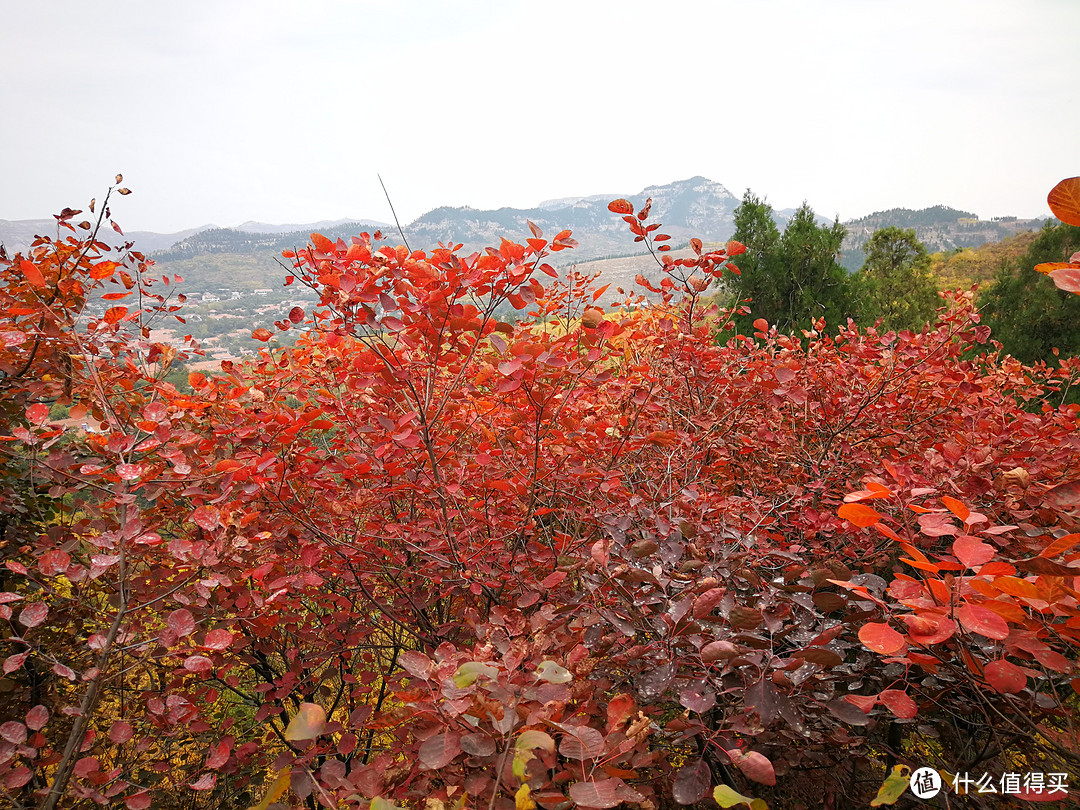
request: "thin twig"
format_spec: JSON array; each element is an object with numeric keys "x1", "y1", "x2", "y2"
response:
[{"x1": 378, "y1": 173, "x2": 411, "y2": 253}]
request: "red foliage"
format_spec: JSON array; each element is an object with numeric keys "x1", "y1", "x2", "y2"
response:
[{"x1": 1, "y1": 187, "x2": 1077, "y2": 809}]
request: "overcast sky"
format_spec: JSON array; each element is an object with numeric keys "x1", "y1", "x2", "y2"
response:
[{"x1": 2, "y1": 0, "x2": 1077, "y2": 233}]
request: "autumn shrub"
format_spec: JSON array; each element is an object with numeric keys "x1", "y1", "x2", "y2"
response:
[{"x1": 1, "y1": 189, "x2": 1077, "y2": 809}]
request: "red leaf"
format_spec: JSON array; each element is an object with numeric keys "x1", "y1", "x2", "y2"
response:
[
  {"x1": 125, "y1": 791, "x2": 152, "y2": 810},
  {"x1": 74, "y1": 756, "x2": 99, "y2": 778},
  {"x1": 397, "y1": 650, "x2": 432, "y2": 679},
  {"x1": 6, "y1": 767, "x2": 32, "y2": 789},
  {"x1": 26, "y1": 705, "x2": 49, "y2": 730},
  {"x1": 252, "y1": 328, "x2": 274, "y2": 341},
  {"x1": 289, "y1": 306, "x2": 305, "y2": 323},
  {"x1": 191, "y1": 505, "x2": 220, "y2": 531},
  {"x1": 205, "y1": 739, "x2": 231, "y2": 769},
  {"x1": 168, "y1": 608, "x2": 196, "y2": 637},
  {"x1": 109, "y1": 720, "x2": 133, "y2": 743},
  {"x1": 116, "y1": 463, "x2": 142, "y2": 481},
  {"x1": 39, "y1": 549, "x2": 71, "y2": 576},
  {"x1": 726, "y1": 748, "x2": 776, "y2": 786},
  {"x1": 203, "y1": 629, "x2": 234, "y2": 650},
  {"x1": 902, "y1": 614, "x2": 956, "y2": 645},
  {"x1": 556, "y1": 724, "x2": 605, "y2": 760},
  {"x1": 878, "y1": 689, "x2": 917, "y2": 719},
  {"x1": 957, "y1": 603, "x2": 1010, "y2": 640},
  {"x1": 0, "y1": 721, "x2": 27, "y2": 745},
  {"x1": 19, "y1": 601, "x2": 48, "y2": 628},
  {"x1": 984, "y1": 659, "x2": 1027, "y2": 693},
  {"x1": 418, "y1": 731, "x2": 461, "y2": 770},
  {"x1": 189, "y1": 773, "x2": 216, "y2": 791},
  {"x1": 26, "y1": 403, "x2": 50, "y2": 425},
  {"x1": 838, "y1": 503, "x2": 882, "y2": 528},
  {"x1": 606, "y1": 694, "x2": 636, "y2": 730},
  {"x1": 1046, "y1": 266, "x2": 1080, "y2": 294},
  {"x1": 608, "y1": 199, "x2": 634, "y2": 216},
  {"x1": 858, "y1": 622, "x2": 906, "y2": 655},
  {"x1": 568, "y1": 779, "x2": 623, "y2": 809},
  {"x1": 692, "y1": 587, "x2": 726, "y2": 619},
  {"x1": 1032, "y1": 647, "x2": 1071, "y2": 672},
  {"x1": 672, "y1": 759, "x2": 711, "y2": 805},
  {"x1": 952, "y1": 535, "x2": 995, "y2": 569},
  {"x1": 753, "y1": 318, "x2": 769, "y2": 332},
  {"x1": 184, "y1": 655, "x2": 213, "y2": 673},
  {"x1": 1049, "y1": 479, "x2": 1080, "y2": 509}
]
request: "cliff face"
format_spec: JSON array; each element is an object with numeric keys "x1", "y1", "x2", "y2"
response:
[
  {"x1": 403, "y1": 176, "x2": 741, "y2": 261},
  {"x1": 839, "y1": 206, "x2": 1046, "y2": 270}
]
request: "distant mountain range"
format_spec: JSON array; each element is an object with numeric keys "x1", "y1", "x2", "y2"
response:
[{"x1": 1, "y1": 177, "x2": 1048, "y2": 273}]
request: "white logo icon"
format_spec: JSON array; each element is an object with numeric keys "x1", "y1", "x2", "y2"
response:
[{"x1": 910, "y1": 767, "x2": 942, "y2": 799}]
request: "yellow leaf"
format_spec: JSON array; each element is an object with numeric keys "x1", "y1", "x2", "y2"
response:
[
  {"x1": 713, "y1": 784, "x2": 767, "y2": 809},
  {"x1": 284, "y1": 702, "x2": 325, "y2": 741},
  {"x1": 515, "y1": 730, "x2": 555, "y2": 752},
  {"x1": 246, "y1": 768, "x2": 290, "y2": 810},
  {"x1": 516, "y1": 784, "x2": 536, "y2": 810},
  {"x1": 940, "y1": 771, "x2": 967, "y2": 795}
]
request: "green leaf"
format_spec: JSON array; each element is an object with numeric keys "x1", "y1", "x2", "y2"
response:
[
  {"x1": 512, "y1": 749, "x2": 535, "y2": 781},
  {"x1": 870, "y1": 765, "x2": 911, "y2": 806}
]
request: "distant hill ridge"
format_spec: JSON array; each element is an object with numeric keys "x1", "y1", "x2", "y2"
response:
[{"x1": 1, "y1": 178, "x2": 1046, "y2": 274}]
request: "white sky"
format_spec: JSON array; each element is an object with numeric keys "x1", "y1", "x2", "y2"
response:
[{"x1": 2, "y1": 0, "x2": 1077, "y2": 233}]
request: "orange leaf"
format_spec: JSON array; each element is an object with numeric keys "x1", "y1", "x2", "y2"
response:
[
  {"x1": 20, "y1": 260, "x2": 46, "y2": 288},
  {"x1": 940, "y1": 495, "x2": 969, "y2": 522},
  {"x1": 838, "y1": 503, "x2": 881, "y2": 528},
  {"x1": 1033, "y1": 261, "x2": 1076, "y2": 276},
  {"x1": 103, "y1": 306, "x2": 128, "y2": 324},
  {"x1": 608, "y1": 199, "x2": 634, "y2": 215},
  {"x1": 310, "y1": 233, "x2": 336, "y2": 254},
  {"x1": 1039, "y1": 532, "x2": 1080, "y2": 558},
  {"x1": 1047, "y1": 176, "x2": 1080, "y2": 226},
  {"x1": 252, "y1": 328, "x2": 274, "y2": 341},
  {"x1": 858, "y1": 622, "x2": 906, "y2": 655}
]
